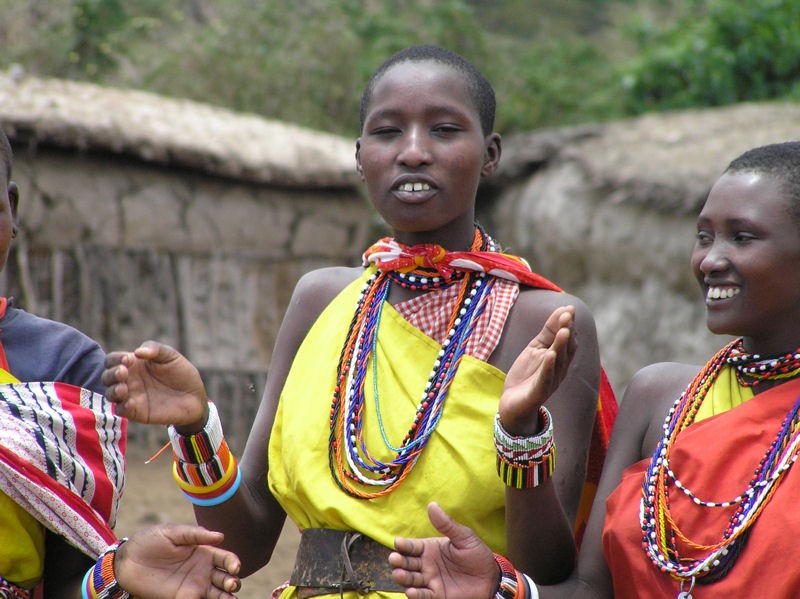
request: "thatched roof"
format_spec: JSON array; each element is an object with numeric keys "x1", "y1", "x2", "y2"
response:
[
  {"x1": 0, "y1": 71, "x2": 359, "y2": 188},
  {"x1": 500, "y1": 101, "x2": 800, "y2": 214},
  {"x1": 4, "y1": 68, "x2": 799, "y2": 206}
]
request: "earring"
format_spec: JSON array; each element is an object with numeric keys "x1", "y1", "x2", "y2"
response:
[{"x1": 11, "y1": 227, "x2": 17, "y2": 239}]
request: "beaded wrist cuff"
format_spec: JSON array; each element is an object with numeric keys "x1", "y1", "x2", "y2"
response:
[
  {"x1": 493, "y1": 553, "x2": 520, "y2": 599},
  {"x1": 168, "y1": 402, "x2": 241, "y2": 506},
  {"x1": 168, "y1": 402, "x2": 224, "y2": 463},
  {"x1": 0, "y1": 576, "x2": 31, "y2": 599},
  {"x1": 494, "y1": 408, "x2": 556, "y2": 489},
  {"x1": 492, "y1": 554, "x2": 538, "y2": 599},
  {"x1": 82, "y1": 539, "x2": 131, "y2": 599}
]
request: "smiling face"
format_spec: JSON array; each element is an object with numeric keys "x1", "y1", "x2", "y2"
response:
[
  {"x1": 691, "y1": 171, "x2": 800, "y2": 355},
  {"x1": 356, "y1": 60, "x2": 500, "y2": 250}
]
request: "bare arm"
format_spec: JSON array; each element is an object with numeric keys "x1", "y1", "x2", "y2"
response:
[
  {"x1": 103, "y1": 267, "x2": 357, "y2": 576},
  {"x1": 494, "y1": 292, "x2": 601, "y2": 581}
]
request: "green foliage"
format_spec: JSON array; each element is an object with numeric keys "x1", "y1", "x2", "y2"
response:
[
  {"x1": 487, "y1": 36, "x2": 625, "y2": 131},
  {"x1": 2, "y1": 0, "x2": 798, "y2": 135},
  {"x1": 623, "y1": 0, "x2": 800, "y2": 112}
]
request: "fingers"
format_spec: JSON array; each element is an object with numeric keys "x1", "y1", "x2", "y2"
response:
[
  {"x1": 134, "y1": 340, "x2": 182, "y2": 364},
  {"x1": 214, "y1": 547, "x2": 242, "y2": 577},
  {"x1": 427, "y1": 502, "x2": 473, "y2": 548},
  {"x1": 393, "y1": 537, "x2": 424, "y2": 558},
  {"x1": 163, "y1": 523, "x2": 226, "y2": 547},
  {"x1": 390, "y1": 563, "x2": 427, "y2": 587},
  {"x1": 210, "y1": 567, "x2": 241, "y2": 594}
]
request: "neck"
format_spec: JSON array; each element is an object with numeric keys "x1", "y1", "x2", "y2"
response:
[{"x1": 391, "y1": 218, "x2": 478, "y2": 251}]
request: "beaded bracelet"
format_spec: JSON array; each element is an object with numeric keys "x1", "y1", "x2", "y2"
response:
[
  {"x1": 0, "y1": 576, "x2": 31, "y2": 599},
  {"x1": 168, "y1": 402, "x2": 225, "y2": 463},
  {"x1": 492, "y1": 554, "x2": 539, "y2": 599},
  {"x1": 493, "y1": 553, "x2": 522, "y2": 599},
  {"x1": 494, "y1": 408, "x2": 556, "y2": 489},
  {"x1": 82, "y1": 539, "x2": 131, "y2": 599},
  {"x1": 168, "y1": 402, "x2": 241, "y2": 506}
]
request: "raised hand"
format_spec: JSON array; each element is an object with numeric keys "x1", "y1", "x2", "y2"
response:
[
  {"x1": 499, "y1": 305, "x2": 576, "y2": 435},
  {"x1": 102, "y1": 341, "x2": 208, "y2": 431},
  {"x1": 389, "y1": 503, "x2": 497, "y2": 599},
  {"x1": 115, "y1": 524, "x2": 241, "y2": 599}
]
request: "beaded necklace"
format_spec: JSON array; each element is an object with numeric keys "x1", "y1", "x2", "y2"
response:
[
  {"x1": 328, "y1": 227, "x2": 498, "y2": 498},
  {"x1": 640, "y1": 338, "x2": 800, "y2": 595}
]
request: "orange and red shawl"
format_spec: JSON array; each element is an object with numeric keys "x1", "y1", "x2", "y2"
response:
[{"x1": 364, "y1": 238, "x2": 618, "y2": 545}]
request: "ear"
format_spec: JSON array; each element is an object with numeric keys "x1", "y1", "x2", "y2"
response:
[
  {"x1": 481, "y1": 133, "x2": 502, "y2": 178},
  {"x1": 355, "y1": 139, "x2": 365, "y2": 180},
  {"x1": 8, "y1": 181, "x2": 19, "y2": 236}
]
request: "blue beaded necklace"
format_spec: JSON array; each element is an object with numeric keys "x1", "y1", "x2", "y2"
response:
[{"x1": 328, "y1": 228, "x2": 497, "y2": 498}]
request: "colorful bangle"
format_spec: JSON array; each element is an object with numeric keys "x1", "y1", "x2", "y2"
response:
[
  {"x1": 493, "y1": 553, "x2": 521, "y2": 599},
  {"x1": 0, "y1": 576, "x2": 31, "y2": 599},
  {"x1": 168, "y1": 402, "x2": 224, "y2": 463},
  {"x1": 492, "y1": 554, "x2": 539, "y2": 599},
  {"x1": 169, "y1": 401, "x2": 241, "y2": 505},
  {"x1": 521, "y1": 573, "x2": 539, "y2": 599},
  {"x1": 82, "y1": 539, "x2": 131, "y2": 599},
  {"x1": 180, "y1": 465, "x2": 242, "y2": 506},
  {"x1": 494, "y1": 408, "x2": 556, "y2": 489}
]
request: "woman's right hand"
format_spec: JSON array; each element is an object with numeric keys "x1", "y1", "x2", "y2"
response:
[
  {"x1": 102, "y1": 341, "x2": 209, "y2": 432},
  {"x1": 389, "y1": 503, "x2": 498, "y2": 599}
]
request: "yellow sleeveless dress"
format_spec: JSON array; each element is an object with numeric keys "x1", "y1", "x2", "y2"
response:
[{"x1": 269, "y1": 269, "x2": 508, "y2": 597}]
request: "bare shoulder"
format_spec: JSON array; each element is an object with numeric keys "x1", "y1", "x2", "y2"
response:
[
  {"x1": 621, "y1": 361, "x2": 700, "y2": 458},
  {"x1": 514, "y1": 287, "x2": 594, "y2": 321},
  {"x1": 288, "y1": 265, "x2": 363, "y2": 321},
  {"x1": 492, "y1": 288, "x2": 597, "y2": 373}
]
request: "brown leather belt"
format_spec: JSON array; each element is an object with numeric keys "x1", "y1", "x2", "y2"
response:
[{"x1": 290, "y1": 528, "x2": 404, "y2": 598}]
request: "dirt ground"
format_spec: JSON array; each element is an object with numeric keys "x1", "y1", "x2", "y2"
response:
[{"x1": 115, "y1": 446, "x2": 301, "y2": 599}]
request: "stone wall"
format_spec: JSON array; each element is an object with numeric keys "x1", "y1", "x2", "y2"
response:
[{"x1": 3, "y1": 146, "x2": 371, "y2": 451}]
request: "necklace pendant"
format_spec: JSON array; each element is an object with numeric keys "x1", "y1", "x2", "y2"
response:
[{"x1": 677, "y1": 576, "x2": 695, "y2": 599}]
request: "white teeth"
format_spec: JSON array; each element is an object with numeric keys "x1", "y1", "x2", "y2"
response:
[
  {"x1": 398, "y1": 182, "x2": 431, "y2": 192},
  {"x1": 707, "y1": 286, "x2": 740, "y2": 300}
]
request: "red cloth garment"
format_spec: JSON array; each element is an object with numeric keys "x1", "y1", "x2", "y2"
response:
[{"x1": 603, "y1": 377, "x2": 800, "y2": 598}]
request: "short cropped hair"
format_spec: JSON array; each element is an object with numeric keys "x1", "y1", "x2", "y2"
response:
[
  {"x1": 359, "y1": 45, "x2": 496, "y2": 136},
  {"x1": 725, "y1": 141, "x2": 800, "y2": 226}
]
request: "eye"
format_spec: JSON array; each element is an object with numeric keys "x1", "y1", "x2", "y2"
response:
[
  {"x1": 732, "y1": 231, "x2": 757, "y2": 243},
  {"x1": 432, "y1": 124, "x2": 462, "y2": 135},
  {"x1": 369, "y1": 126, "x2": 401, "y2": 138},
  {"x1": 695, "y1": 230, "x2": 713, "y2": 246}
]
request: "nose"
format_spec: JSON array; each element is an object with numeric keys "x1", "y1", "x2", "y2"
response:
[
  {"x1": 697, "y1": 240, "x2": 730, "y2": 275},
  {"x1": 397, "y1": 127, "x2": 432, "y2": 167}
]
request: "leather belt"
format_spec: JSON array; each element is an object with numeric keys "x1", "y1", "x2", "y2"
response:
[{"x1": 290, "y1": 528, "x2": 404, "y2": 598}]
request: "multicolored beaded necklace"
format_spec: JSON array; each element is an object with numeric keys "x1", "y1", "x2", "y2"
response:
[
  {"x1": 328, "y1": 226, "x2": 500, "y2": 498},
  {"x1": 640, "y1": 337, "x2": 800, "y2": 595}
]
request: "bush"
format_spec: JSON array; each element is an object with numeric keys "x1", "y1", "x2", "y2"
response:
[{"x1": 623, "y1": 0, "x2": 800, "y2": 112}]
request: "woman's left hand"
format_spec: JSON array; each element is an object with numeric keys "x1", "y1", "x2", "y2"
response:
[
  {"x1": 499, "y1": 305, "x2": 576, "y2": 435},
  {"x1": 114, "y1": 524, "x2": 241, "y2": 598}
]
